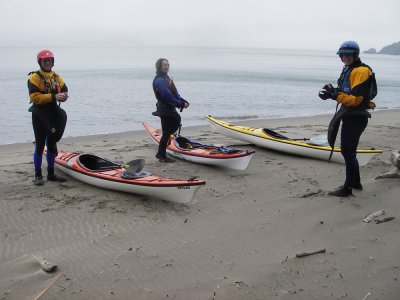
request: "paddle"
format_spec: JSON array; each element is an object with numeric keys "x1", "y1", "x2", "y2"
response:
[
  {"x1": 287, "y1": 134, "x2": 328, "y2": 146},
  {"x1": 125, "y1": 159, "x2": 145, "y2": 173},
  {"x1": 308, "y1": 134, "x2": 328, "y2": 146}
]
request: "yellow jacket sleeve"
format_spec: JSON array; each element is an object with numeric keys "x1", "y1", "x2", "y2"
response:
[{"x1": 336, "y1": 66, "x2": 371, "y2": 107}]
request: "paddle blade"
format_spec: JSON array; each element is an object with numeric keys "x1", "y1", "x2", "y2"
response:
[
  {"x1": 309, "y1": 134, "x2": 328, "y2": 146},
  {"x1": 125, "y1": 159, "x2": 145, "y2": 173}
]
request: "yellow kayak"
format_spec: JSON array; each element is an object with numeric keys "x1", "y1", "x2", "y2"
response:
[{"x1": 205, "y1": 115, "x2": 382, "y2": 166}]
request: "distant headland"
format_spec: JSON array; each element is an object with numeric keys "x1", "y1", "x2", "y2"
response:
[{"x1": 363, "y1": 41, "x2": 400, "y2": 55}]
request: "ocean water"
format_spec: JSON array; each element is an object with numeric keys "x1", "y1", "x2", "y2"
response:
[{"x1": 1, "y1": 46, "x2": 399, "y2": 145}]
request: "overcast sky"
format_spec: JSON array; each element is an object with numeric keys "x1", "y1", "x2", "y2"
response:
[{"x1": 1, "y1": 0, "x2": 399, "y2": 51}]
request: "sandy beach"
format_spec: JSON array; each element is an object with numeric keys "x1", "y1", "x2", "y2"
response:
[{"x1": 0, "y1": 109, "x2": 399, "y2": 300}]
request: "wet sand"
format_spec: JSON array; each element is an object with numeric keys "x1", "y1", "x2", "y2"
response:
[{"x1": 1, "y1": 109, "x2": 399, "y2": 299}]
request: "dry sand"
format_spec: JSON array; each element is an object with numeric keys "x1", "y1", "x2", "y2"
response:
[{"x1": 0, "y1": 109, "x2": 399, "y2": 300}]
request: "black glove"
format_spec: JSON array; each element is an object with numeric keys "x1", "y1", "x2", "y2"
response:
[
  {"x1": 322, "y1": 84, "x2": 335, "y2": 94},
  {"x1": 318, "y1": 90, "x2": 330, "y2": 100},
  {"x1": 318, "y1": 84, "x2": 338, "y2": 100}
]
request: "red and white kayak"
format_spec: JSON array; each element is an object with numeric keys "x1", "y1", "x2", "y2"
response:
[
  {"x1": 53, "y1": 151, "x2": 205, "y2": 204},
  {"x1": 143, "y1": 122, "x2": 255, "y2": 170}
]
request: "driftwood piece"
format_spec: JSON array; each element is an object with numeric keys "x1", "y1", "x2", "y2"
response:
[
  {"x1": 31, "y1": 254, "x2": 57, "y2": 273},
  {"x1": 296, "y1": 248, "x2": 326, "y2": 258},
  {"x1": 34, "y1": 272, "x2": 64, "y2": 300},
  {"x1": 361, "y1": 291, "x2": 371, "y2": 300},
  {"x1": 375, "y1": 217, "x2": 395, "y2": 224},
  {"x1": 376, "y1": 150, "x2": 400, "y2": 179}
]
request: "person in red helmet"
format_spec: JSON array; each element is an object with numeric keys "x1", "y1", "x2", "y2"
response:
[
  {"x1": 27, "y1": 49, "x2": 69, "y2": 186},
  {"x1": 318, "y1": 41, "x2": 377, "y2": 197}
]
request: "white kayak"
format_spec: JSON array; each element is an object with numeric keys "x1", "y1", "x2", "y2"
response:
[
  {"x1": 205, "y1": 115, "x2": 382, "y2": 166},
  {"x1": 53, "y1": 151, "x2": 205, "y2": 204}
]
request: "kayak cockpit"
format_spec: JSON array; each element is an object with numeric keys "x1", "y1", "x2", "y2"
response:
[
  {"x1": 174, "y1": 135, "x2": 242, "y2": 154},
  {"x1": 262, "y1": 128, "x2": 289, "y2": 140},
  {"x1": 78, "y1": 154, "x2": 121, "y2": 172}
]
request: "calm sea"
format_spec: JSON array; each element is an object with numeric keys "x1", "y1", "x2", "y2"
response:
[{"x1": 0, "y1": 46, "x2": 399, "y2": 145}]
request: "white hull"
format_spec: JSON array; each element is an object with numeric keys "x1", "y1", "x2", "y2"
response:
[
  {"x1": 55, "y1": 164, "x2": 203, "y2": 204},
  {"x1": 166, "y1": 148, "x2": 255, "y2": 170},
  {"x1": 207, "y1": 120, "x2": 379, "y2": 166}
]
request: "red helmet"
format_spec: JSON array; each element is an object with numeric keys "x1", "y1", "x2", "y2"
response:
[
  {"x1": 37, "y1": 49, "x2": 54, "y2": 69},
  {"x1": 37, "y1": 49, "x2": 54, "y2": 61}
]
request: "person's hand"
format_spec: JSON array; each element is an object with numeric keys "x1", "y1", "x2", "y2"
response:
[
  {"x1": 318, "y1": 84, "x2": 337, "y2": 100},
  {"x1": 322, "y1": 84, "x2": 334, "y2": 94},
  {"x1": 183, "y1": 102, "x2": 189, "y2": 109},
  {"x1": 318, "y1": 90, "x2": 331, "y2": 100},
  {"x1": 55, "y1": 92, "x2": 68, "y2": 102}
]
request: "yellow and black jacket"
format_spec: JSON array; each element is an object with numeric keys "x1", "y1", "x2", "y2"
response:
[
  {"x1": 28, "y1": 69, "x2": 68, "y2": 106},
  {"x1": 335, "y1": 61, "x2": 377, "y2": 118}
]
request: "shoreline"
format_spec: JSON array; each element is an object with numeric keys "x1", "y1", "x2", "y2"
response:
[
  {"x1": 2, "y1": 108, "x2": 399, "y2": 149},
  {"x1": 1, "y1": 108, "x2": 399, "y2": 299}
]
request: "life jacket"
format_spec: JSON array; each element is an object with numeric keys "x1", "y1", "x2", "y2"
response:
[
  {"x1": 152, "y1": 74, "x2": 178, "y2": 103},
  {"x1": 337, "y1": 62, "x2": 377, "y2": 107},
  {"x1": 27, "y1": 70, "x2": 61, "y2": 95}
]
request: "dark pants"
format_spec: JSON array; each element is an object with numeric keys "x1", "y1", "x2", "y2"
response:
[
  {"x1": 157, "y1": 114, "x2": 181, "y2": 158},
  {"x1": 31, "y1": 106, "x2": 67, "y2": 172},
  {"x1": 340, "y1": 117, "x2": 368, "y2": 188},
  {"x1": 32, "y1": 112, "x2": 58, "y2": 154}
]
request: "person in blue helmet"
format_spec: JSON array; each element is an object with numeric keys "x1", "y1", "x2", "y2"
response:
[
  {"x1": 152, "y1": 58, "x2": 189, "y2": 163},
  {"x1": 318, "y1": 41, "x2": 377, "y2": 197}
]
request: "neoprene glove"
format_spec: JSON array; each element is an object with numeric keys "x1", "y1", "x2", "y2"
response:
[
  {"x1": 318, "y1": 84, "x2": 338, "y2": 100},
  {"x1": 323, "y1": 84, "x2": 335, "y2": 94}
]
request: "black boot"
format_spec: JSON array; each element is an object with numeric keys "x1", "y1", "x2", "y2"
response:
[
  {"x1": 328, "y1": 186, "x2": 353, "y2": 197},
  {"x1": 33, "y1": 170, "x2": 44, "y2": 186},
  {"x1": 351, "y1": 182, "x2": 363, "y2": 190},
  {"x1": 156, "y1": 153, "x2": 175, "y2": 163},
  {"x1": 47, "y1": 168, "x2": 66, "y2": 182}
]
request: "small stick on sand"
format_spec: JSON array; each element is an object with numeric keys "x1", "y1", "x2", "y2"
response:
[
  {"x1": 296, "y1": 248, "x2": 326, "y2": 258},
  {"x1": 33, "y1": 272, "x2": 64, "y2": 300},
  {"x1": 31, "y1": 254, "x2": 57, "y2": 273},
  {"x1": 280, "y1": 255, "x2": 289, "y2": 264},
  {"x1": 375, "y1": 217, "x2": 395, "y2": 224},
  {"x1": 361, "y1": 291, "x2": 371, "y2": 300}
]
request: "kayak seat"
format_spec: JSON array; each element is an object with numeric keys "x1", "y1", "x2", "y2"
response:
[
  {"x1": 175, "y1": 136, "x2": 196, "y2": 150},
  {"x1": 262, "y1": 128, "x2": 289, "y2": 140},
  {"x1": 78, "y1": 154, "x2": 121, "y2": 172}
]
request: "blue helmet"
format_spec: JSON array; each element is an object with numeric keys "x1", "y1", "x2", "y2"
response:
[{"x1": 337, "y1": 41, "x2": 360, "y2": 57}]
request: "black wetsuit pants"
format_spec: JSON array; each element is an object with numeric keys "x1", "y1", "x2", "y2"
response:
[
  {"x1": 32, "y1": 112, "x2": 58, "y2": 156},
  {"x1": 157, "y1": 114, "x2": 181, "y2": 159},
  {"x1": 340, "y1": 117, "x2": 368, "y2": 188}
]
